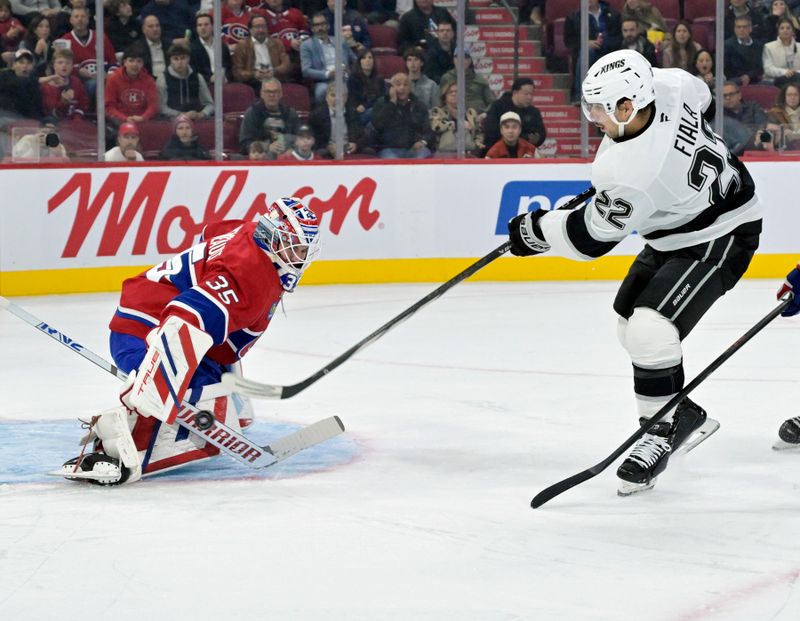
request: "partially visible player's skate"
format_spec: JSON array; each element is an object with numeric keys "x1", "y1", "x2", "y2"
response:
[
  {"x1": 773, "y1": 416, "x2": 800, "y2": 451},
  {"x1": 617, "y1": 398, "x2": 717, "y2": 497}
]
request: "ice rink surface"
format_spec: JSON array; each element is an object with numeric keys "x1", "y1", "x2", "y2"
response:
[{"x1": 2, "y1": 279, "x2": 800, "y2": 621}]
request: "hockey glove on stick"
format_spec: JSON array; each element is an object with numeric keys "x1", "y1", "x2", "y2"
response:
[
  {"x1": 120, "y1": 316, "x2": 213, "y2": 424},
  {"x1": 508, "y1": 209, "x2": 551, "y2": 256},
  {"x1": 778, "y1": 263, "x2": 800, "y2": 316}
]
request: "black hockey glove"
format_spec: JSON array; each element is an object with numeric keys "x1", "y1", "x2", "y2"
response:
[{"x1": 508, "y1": 210, "x2": 551, "y2": 256}]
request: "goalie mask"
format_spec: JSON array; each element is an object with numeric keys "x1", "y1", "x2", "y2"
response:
[
  {"x1": 581, "y1": 49, "x2": 655, "y2": 137},
  {"x1": 254, "y1": 197, "x2": 321, "y2": 292}
]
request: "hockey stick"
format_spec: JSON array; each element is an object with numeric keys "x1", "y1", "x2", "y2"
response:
[
  {"x1": 223, "y1": 186, "x2": 599, "y2": 400},
  {"x1": 530, "y1": 293, "x2": 794, "y2": 509},
  {"x1": 0, "y1": 296, "x2": 345, "y2": 469}
]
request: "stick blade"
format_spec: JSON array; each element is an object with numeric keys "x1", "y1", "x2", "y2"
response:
[
  {"x1": 530, "y1": 469, "x2": 596, "y2": 509},
  {"x1": 267, "y1": 415, "x2": 345, "y2": 463}
]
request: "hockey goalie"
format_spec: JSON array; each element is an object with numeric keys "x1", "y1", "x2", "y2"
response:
[{"x1": 56, "y1": 197, "x2": 321, "y2": 485}]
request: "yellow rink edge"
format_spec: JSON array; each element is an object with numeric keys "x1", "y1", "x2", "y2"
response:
[{"x1": 0, "y1": 253, "x2": 793, "y2": 296}]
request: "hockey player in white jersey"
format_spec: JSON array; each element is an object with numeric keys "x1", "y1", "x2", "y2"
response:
[
  {"x1": 774, "y1": 263, "x2": 800, "y2": 450},
  {"x1": 508, "y1": 49, "x2": 763, "y2": 496}
]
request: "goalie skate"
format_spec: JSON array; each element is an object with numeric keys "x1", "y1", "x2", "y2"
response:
[{"x1": 49, "y1": 453, "x2": 131, "y2": 485}]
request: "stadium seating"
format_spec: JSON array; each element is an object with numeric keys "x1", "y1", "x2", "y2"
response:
[
  {"x1": 138, "y1": 120, "x2": 174, "y2": 159},
  {"x1": 683, "y1": 0, "x2": 717, "y2": 21},
  {"x1": 367, "y1": 24, "x2": 399, "y2": 56},
  {"x1": 281, "y1": 83, "x2": 312, "y2": 119},
  {"x1": 691, "y1": 17, "x2": 716, "y2": 53},
  {"x1": 375, "y1": 54, "x2": 406, "y2": 79},
  {"x1": 222, "y1": 83, "x2": 256, "y2": 116},
  {"x1": 741, "y1": 83, "x2": 780, "y2": 111}
]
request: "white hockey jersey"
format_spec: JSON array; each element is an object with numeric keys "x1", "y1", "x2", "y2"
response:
[{"x1": 539, "y1": 68, "x2": 762, "y2": 260}]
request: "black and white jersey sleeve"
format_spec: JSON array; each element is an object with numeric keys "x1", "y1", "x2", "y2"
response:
[{"x1": 538, "y1": 68, "x2": 762, "y2": 262}]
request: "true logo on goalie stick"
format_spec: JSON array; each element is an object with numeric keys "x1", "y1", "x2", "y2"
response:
[{"x1": 36, "y1": 322, "x2": 84, "y2": 352}]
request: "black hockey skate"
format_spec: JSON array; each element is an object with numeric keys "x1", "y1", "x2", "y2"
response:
[
  {"x1": 617, "y1": 398, "x2": 715, "y2": 497},
  {"x1": 49, "y1": 453, "x2": 131, "y2": 485},
  {"x1": 773, "y1": 416, "x2": 800, "y2": 451}
]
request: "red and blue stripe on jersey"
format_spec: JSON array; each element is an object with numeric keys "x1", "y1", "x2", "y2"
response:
[{"x1": 110, "y1": 220, "x2": 284, "y2": 367}]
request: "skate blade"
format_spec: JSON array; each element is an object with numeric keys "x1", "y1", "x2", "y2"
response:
[
  {"x1": 46, "y1": 468, "x2": 121, "y2": 483},
  {"x1": 617, "y1": 477, "x2": 657, "y2": 497},
  {"x1": 672, "y1": 417, "x2": 720, "y2": 457},
  {"x1": 772, "y1": 439, "x2": 800, "y2": 451}
]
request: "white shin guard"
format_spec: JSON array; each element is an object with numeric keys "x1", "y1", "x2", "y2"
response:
[{"x1": 95, "y1": 406, "x2": 142, "y2": 484}]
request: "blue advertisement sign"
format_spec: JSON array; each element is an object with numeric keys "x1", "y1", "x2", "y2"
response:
[{"x1": 495, "y1": 180, "x2": 591, "y2": 234}]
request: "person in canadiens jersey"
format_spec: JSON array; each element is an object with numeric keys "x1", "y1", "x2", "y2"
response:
[
  {"x1": 508, "y1": 49, "x2": 763, "y2": 497},
  {"x1": 61, "y1": 198, "x2": 322, "y2": 485}
]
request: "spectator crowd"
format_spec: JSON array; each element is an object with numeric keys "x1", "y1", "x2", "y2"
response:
[
  {"x1": 0, "y1": 0, "x2": 554, "y2": 162},
  {"x1": 562, "y1": 0, "x2": 800, "y2": 154},
  {"x1": 4, "y1": 0, "x2": 800, "y2": 162}
]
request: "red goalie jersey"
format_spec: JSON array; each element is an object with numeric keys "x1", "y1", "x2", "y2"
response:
[{"x1": 109, "y1": 220, "x2": 284, "y2": 366}]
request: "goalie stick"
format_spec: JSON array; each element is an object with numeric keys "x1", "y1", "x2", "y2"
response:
[
  {"x1": 223, "y1": 186, "x2": 599, "y2": 400},
  {"x1": 530, "y1": 294, "x2": 793, "y2": 509},
  {"x1": 0, "y1": 296, "x2": 345, "y2": 470}
]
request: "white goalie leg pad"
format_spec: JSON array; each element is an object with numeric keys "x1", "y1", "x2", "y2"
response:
[
  {"x1": 95, "y1": 406, "x2": 142, "y2": 484},
  {"x1": 620, "y1": 308, "x2": 683, "y2": 420},
  {"x1": 139, "y1": 394, "x2": 245, "y2": 475},
  {"x1": 120, "y1": 316, "x2": 213, "y2": 425}
]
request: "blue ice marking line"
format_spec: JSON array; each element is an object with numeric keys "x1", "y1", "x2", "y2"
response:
[
  {"x1": 494, "y1": 180, "x2": 591, "y2": 234},
  {"x1": 0, "y1": 420, "x2": 359, "y2": 484}
]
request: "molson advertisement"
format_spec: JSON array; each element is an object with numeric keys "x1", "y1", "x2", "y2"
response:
[{"x1": 0, "y1": 160, "x2": 794, "y2": 295}]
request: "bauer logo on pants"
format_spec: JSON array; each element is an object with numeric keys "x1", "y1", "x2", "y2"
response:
[{"x1": 495, "y1": 180, "x2": 591, "y2": 234}]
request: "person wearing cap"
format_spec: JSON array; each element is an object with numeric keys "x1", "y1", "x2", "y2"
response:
[
  {"x1": 159, "y1": 113, "x2": 211, "y2": 160},
  {"x1": 278, "y1": 124, "x2": 316, "y2": 161},
  {"x1": 156, "y1": 43, "x2": 213, "y2": 120},
  {"x1": 105, "y1": 43, "x2": 159, "y2": 128},
  {"x1": 105, "y1": 122, "x2": 144, "y2": 161},
  {"x1": 485, "y1": 111, "x2": 536, "y2": 159},
  {"x1": 483, "y1": 77, "x2": 546, "y2": 156},
  {"x1": 0, "y1": 48, "x2": 43, "y2": 121},
  {"x1": 40, "y1": 48, "x2": 89, "y2": 120},
  {"x1": 439, "y1": 48, "x2": 495, "y2": 116}
]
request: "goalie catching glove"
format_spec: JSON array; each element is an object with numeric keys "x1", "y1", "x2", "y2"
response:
[
  {"x1": 120, "y1": 316, "x2": 213, "y2": 424},
  {"x1": 508, "y1": 210, "x2": 551, "y2": 256}
]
